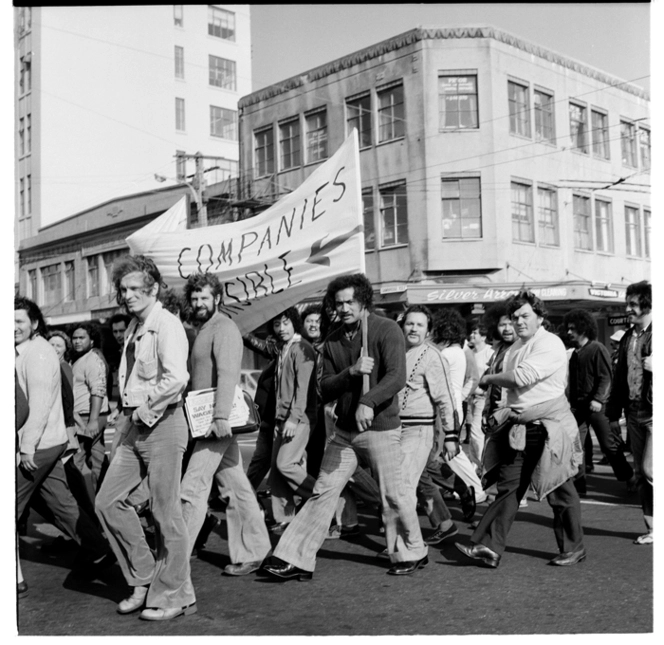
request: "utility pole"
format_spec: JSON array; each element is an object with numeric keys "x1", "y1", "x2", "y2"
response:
[{"x1": 193, "y1": 152, "x2": 207, "y2": 227}]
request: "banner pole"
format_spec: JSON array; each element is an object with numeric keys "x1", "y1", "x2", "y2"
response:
[{"x1": 361, "y1": 309, "x2": 369, "y2": 395}]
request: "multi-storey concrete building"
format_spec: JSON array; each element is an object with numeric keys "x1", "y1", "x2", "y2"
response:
[
  {"x1": 237, "y1": 26, "x2": 650, "y2": 338},
  {"x1": 14, "y1": 4, "x2": 251, "y2": 270}
]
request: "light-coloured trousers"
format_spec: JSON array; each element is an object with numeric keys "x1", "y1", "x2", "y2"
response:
[
  {"x1": 446, "y1": 448, "x2": 486, "y2": 502},
  {"x1": 400, "y1": 424, "x2": 434, "y2": 504},
  {"x1": 274, "y1": 426, "x2": 428, "y2": 571},
  {"x1": 96, "y1": 408, "x2": 195, "y2": 610},
  {"x1": 465, "y1": 394, "x2": 486, "y2": 468},
  {"x1": 181, "y1": 435, "x2": 271, "y2": 564}
]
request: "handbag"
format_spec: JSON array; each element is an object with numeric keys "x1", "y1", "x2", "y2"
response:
[{"x1": 231, "y1": 389, "x2": 261, "y2": 435}]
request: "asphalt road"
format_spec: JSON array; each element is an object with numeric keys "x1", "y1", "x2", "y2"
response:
[{"x1": 16, "y1": 437, "x2": 652, "y2": 636}]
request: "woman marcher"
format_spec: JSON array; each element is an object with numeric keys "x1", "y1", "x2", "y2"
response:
[{"x1": 399, "y1": 306, "x2": 461, "y2": 545}]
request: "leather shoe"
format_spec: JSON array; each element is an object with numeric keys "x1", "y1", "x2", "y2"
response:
[
  {"x1": 263, "y1": 561, "x2": 313, "y2": 581},
  {"x1": 117, "y1": 586, "x2": 148, "y2": 614},
  {"x1": 193, "y1": 513, "x2": 219, "y2": 554},
  {"x1": 223, "y1": 560, "x2": 263, "y2": 576},
  {"x1": 455, "y1": 542, "x2": 501, "y2": 568},
  {"x1": 424, "y1": 523, "x2": 458, "y2": 545},
  {"x1": 460, "y1": 486, "x2": 477, "y2": 522},
  {"x1": 548, "y1": 548, "x2": 586, "y2": 566},
  {"x1": 139, "y1": 603, "x2": 197, "y2": 621},
  {"x1": 17, "y1": 580, "x2": 28, "y2": 598},
  {"x1": 269, "y1": 522, "x2": 291, "y2": 536},
  {"x1": 387, "y1": 555, "x2": 428, "y2": 575}
]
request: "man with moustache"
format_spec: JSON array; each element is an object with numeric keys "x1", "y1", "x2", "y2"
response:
[
  {"x1": 606, "y1": 281, "x2": 653, "y2": 545},
  {"x1": 180, "y1": 272, "x2": 271, "y2": 576},
  {"x1": 456, "y1": 291, "x2": 585, "y2": 568}
]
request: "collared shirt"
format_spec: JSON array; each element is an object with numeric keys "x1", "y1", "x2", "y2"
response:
[
  {"x1": 626, "y1": 323, "x2": 650, "y2": 401},
  {"x1": 503, "y1": 326, "x2": 568, "y2": 413},
  {"x1": 15, "y1": 335, "x2": 67, "y2": 455},
  {"x1": 118, "y1": 301, "x2": 189, "y2": 427}
]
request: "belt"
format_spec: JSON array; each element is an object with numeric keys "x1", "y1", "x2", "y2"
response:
[{"x1": 124, "y1": 401, "x2": 182, "y2": 415}]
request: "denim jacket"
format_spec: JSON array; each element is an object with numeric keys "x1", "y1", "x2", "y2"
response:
[{"x1": 118, "y1": 301, "x2": 189, "y2": 427}]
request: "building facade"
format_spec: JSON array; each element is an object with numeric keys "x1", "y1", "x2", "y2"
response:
[
  {"x1": 237, "y1": 26, "x2": 650, "y2": 339},
  {"x1": 14, "y1": 4, "x2": 251, "y2": 267}
]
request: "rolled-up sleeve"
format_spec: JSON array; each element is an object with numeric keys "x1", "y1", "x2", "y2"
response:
[
  {"x1": 87, "y1": 352, "x2": 108, "y2": 399},
  {"x1": 513, "y1": 335, "x2": 567, "y2": 388}
]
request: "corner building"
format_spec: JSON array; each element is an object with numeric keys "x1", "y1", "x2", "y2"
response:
[{"x1": 237, "y1": 26, "x2": 650, "y2": 339}]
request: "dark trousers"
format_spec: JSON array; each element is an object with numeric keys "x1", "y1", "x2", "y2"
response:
[
  {"x1": 573, "y1": 407, "x2": 633, "y2": 482},
  {"x1": 16, "y1": 443, "x2": 108, "y2": 559},
  {"x1": 471, "y1": 426, "x2": 584, "y2": 556},
  {"x1": 247, "y1": 421, "x2": 274, "y2": 492}
]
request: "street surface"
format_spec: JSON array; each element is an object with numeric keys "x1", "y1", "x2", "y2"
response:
[{"x1": 16, "y1": 433, "x2": 652, "y2": 636}]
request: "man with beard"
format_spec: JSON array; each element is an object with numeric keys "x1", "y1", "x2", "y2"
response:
[
  {"x1": 564, "y1": 309, "x2": 633, "y2": 496},
  {"x1": 180, "y1": 272, "x2": 271, "y2": 576},
  {"x1": 71, "y1": 323, "x2": 110, "y2": 492}
]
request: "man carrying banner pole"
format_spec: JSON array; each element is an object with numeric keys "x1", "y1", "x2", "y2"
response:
[{"x1": 265, "y1": 273, "x2": 429, "y2": 580}]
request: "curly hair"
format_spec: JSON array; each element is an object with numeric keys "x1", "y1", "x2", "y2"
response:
[
  {"x1": 326, "y1": 273, "x2": 374, "y2": 311},
  {"x1": 15, "y1": 296, "x2": 47, "y2": 337},
  {"x1": 505, "y1": 291, "x2": 547, "y2": 319},
  {"x1": 69, "y1": 322, "x2": 102, "y2": 348},
  {"x1": 111, "y1": 254, "x2": 162, "y2": 306},
  {"x1": 301, "y1": 303, "x2": 322, "y2": 324},
  {"x1": 626, "y1": 280, "x2": 652, "y2": 312},
  {"x1": 184, "y1": 272, "x2": 222, "y2": 305},
  {"x1": 481, "y1": 302, "x2": 510, "y2": 342},
  {"x1": 399, "y1": 304, "x2": 434, "y2": 332},
  {"x1": 563, "y1": 309, "x2": 598, "y2": 341},
  {"x1": 270, "y1": 306, "x2": 302, "y2": 334},
  {"x1": 432, "y1": 308, "x2": 467, "y2": 346}
]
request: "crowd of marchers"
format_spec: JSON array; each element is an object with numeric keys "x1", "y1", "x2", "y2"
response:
[{"x1": 15, "y1": 254, "x2": 652, "y2": 622}]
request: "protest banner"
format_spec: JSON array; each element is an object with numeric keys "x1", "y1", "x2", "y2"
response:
[{"x1": 126, "y1": 130, "x2": 365, "y2": 334}]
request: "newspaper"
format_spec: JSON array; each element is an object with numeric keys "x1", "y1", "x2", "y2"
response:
[{"x1": 184, "y1": 386, "x2": 250, "y2": 438}]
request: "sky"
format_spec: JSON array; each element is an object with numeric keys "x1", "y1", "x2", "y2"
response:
[{"x1": 249, "y1": 3, "x2": 651, "y2": 93}]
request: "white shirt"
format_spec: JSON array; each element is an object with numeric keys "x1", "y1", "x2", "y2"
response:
[
  {"x1": 503, "y1": 326, "x2": 568, "y2": 413},
  {"x1": 440, "y1": 344, "x2": 465, "y2": 417}
]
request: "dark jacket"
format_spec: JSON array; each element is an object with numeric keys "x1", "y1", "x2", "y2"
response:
[
  {"x1": 321, "y1": 313, "x2": 406, "y2": 432},
  {"x1": 606, "y1": 323, "x2": 652, "y2": 420},
  {"x1": 568, "y1": 340, "x2": 613, "y2": 410}
]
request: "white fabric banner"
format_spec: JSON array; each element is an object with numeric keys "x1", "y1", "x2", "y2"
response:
[{"x1": 126, "y1": 131, "x2": 365, "y2": 334}]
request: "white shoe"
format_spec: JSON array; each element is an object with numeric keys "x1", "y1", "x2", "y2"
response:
[
  {"x1": 117, "y1": 586, "x2": 148, "y2": 614},
  {"x1": 634, "y1": 532, "x2": 653, "y2": 545}
]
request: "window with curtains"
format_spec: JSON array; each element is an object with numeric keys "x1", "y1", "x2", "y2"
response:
[
  {"x1": 569, "y1": 102, "x2": 588, "y2": 153},
  {"x1": 594, "y1": 199, "x2": 614, "y2": 253},
  {"x1": 441, "y1": 177, "x2": 482, "y2": 239},
  {"x1": 379, "y1": 183, "x2": 408, "y2": 247},
  {"x1": 573, "y1": 194, "x2": 592, "y2": 250},
  {"x1": 438, "y1": 75, "x2": 479, "y2": 129},
  {"x1": 624, "y1": 205, "x2": 642, "y2": 256},
  {"x1": 208, "y1": 6, "x2": 235, "y2": 40},
  {"x1": 511, "y1": 181, "x2": 534, "y2": 243}
]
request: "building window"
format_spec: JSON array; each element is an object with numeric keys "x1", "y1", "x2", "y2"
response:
[
  {"x1": 569, "y1": 103, "x2": 588, "y2": 153},
  {"x1": 534, "y1": 89, "x2": 555, "y2": 144},
  {"x1": 305, "y1": 110, "x2": 328, "y2": 163},
  {"x1": 624, "y1": 206, "x2": 642, "y2": 256},
  {"x1": 175, "y1": 98, "x2": 185, "y2": 131},
  {"x1": 511, "y1": 181, "x2": 534, "y2": 243},
  {"x1": 19, "y1": 178, "x2": 25, "y2": 217},
  {"x1": 27, "y1": 175, "x2": 31, "y2": 214},
  {"x1": 174, "y1": 46, "x2": 184, "y2": 79},
  {"x1": 254, "y1": 128, "x2": 274, "y2": 177},
  {"x1": 594, "y1": 199, "x2": 614, "y2": 253},
  {"x1": 279, "y1": 119, "x2": 301, "y2": 170},
  {"x1": 346, "y1": 94, "x2": 372, "y2": 148},
  {"x1": 644, "y1": 209, "x2": 651, "y2": 258},
  {"x1": 438, "y1": 75, "x2": 479, "y2": 129},
  {"x1": 64, "y1": 261, "x2": 75, "y2": 302},
  {"x1": 377, "y1": 83, "x2": 404, "y2": 142},
  {"x1": 620, "y1": 120, "x2": 637, "y2": 167},
  {"x1": 103, "y1": 251, "x2": 124, "y2": 295},
  {"x1": 19, "y1": 56, "x2": 31, "y2": 94},
  {"x1": 379, "y1": 183, "x2": 408, "y2": 247},
  {"x1": 362, "y1": 189, "x2": 375, "y2": 251},
  {"x1": 573, "y1": 194, "x2": 592, "y2": 250},
  {"x1": 209, "y1": 55, "x2": 236, "y2": 91},
  {"x1": 441, "y1": 177, "x2": 482, "y2": 239},
  {"x1": 591, "y1": 110, "x2": 610, "y2": 159},
  {"x1": 210, "y1": 106, "x2": 237, "y2": 140},
  {"x1": 537, "y1": 186, "x2": 559, "y2": 246},
  {"x1": 28, "y1": 269, "x2": 37, "y2": 301},
  {"x1": 87, "y1": 256, "x2": 99, "y2": 298},
  {"x1": 639, "y1": 127, "x2": 651, "y2": 171},
  {"x1": 19, "y1": 118, "x2": 25, "y2": 156},
  {"x1": 208, "y1": 6, "x2": 235, "y2": 41},
  {"x1": 41, "y1": 264, "x2": 62, "y2": 307},
  {"x1": 173, "y1": 5, "x2": 183, "y2": 26},
  {"x1": 508, "y1": 81, "x2": 530, "y2": 138},
  {"x1": 26, "y1": 114, "x2": 31, "y2": 153}
]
